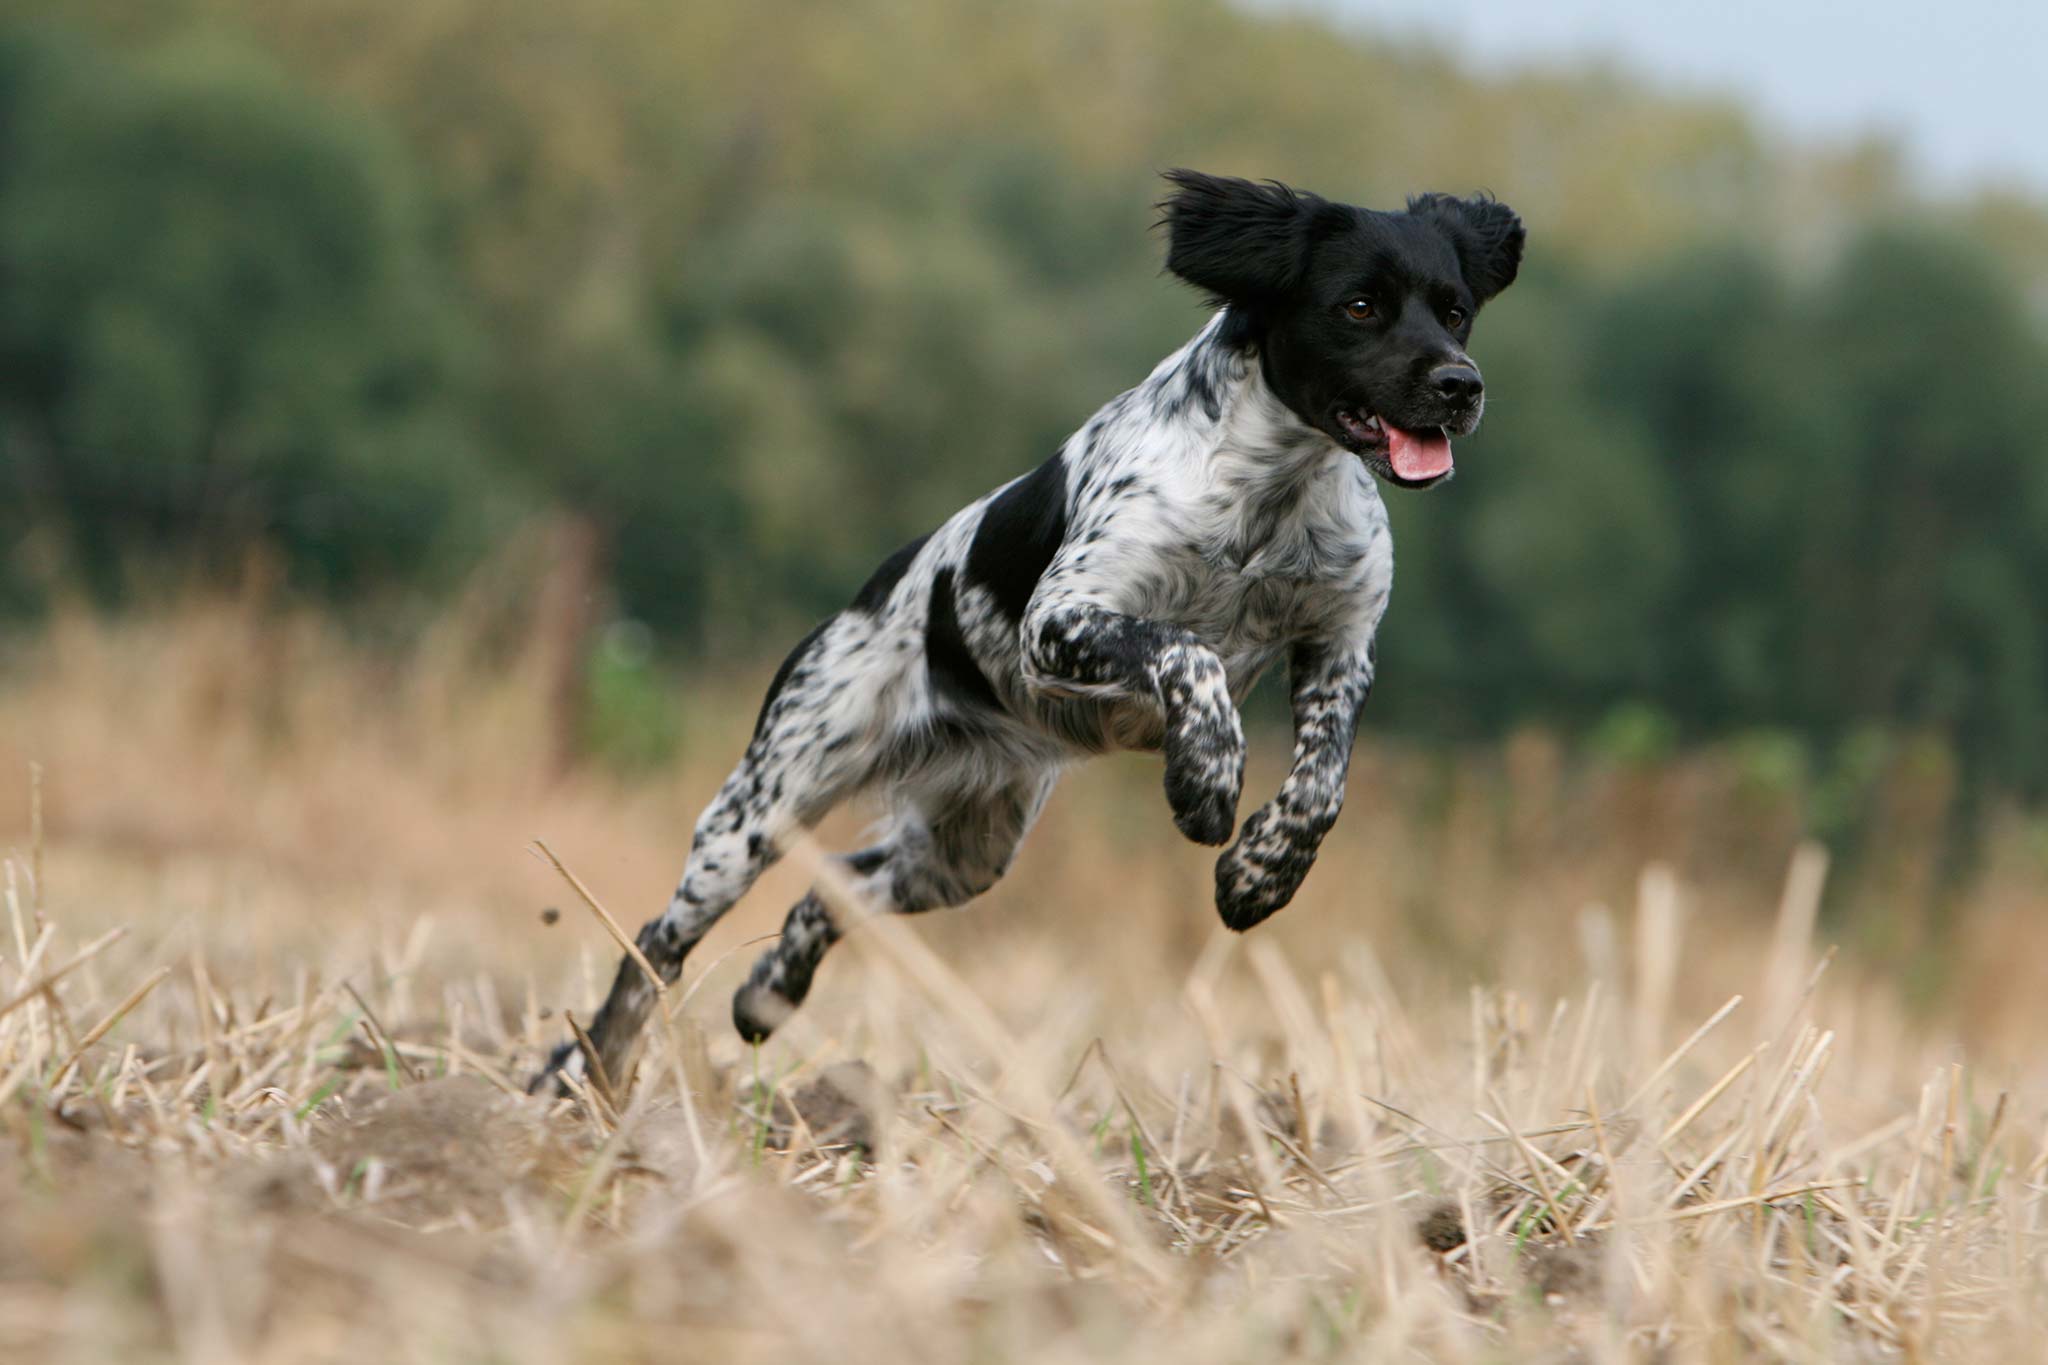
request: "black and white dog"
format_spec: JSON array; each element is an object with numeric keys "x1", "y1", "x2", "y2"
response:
[{"x1": 536, "y1": 171, "x2": 1523, "y2": 1092}]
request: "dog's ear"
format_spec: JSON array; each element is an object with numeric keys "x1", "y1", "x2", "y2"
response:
[
  {"x1": 1408, "y1": 192, "x2": 1525, "y2": 305},
  {"x1": 1159, "y1": 169, "x2": 1325, "y2": 306}
]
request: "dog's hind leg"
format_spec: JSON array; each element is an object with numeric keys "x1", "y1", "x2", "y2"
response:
[
  {"x1": 724, "y1": 845, "x2": 891, "y2": 1046},
  {"x1": 531, "y1": 614, "x2": 890, "y2": 1093},
  {"x1": 730, "y1": 767, "x2": 1057, "y2": 1042}
]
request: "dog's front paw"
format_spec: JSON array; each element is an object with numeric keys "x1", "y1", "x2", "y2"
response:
[
  {"x1": 1155, "y1": 644, "x2": 1243, "y2": 845},
  {"x1": 1163, "y1": 715, "x2": 1243, "y2": 846},
  {"x1": 1169, "y1": 776, "x2": 1238, "y2": 846},
  {"x1": 1213, "y1": 804, "x2": 1316, "y2": 931}
]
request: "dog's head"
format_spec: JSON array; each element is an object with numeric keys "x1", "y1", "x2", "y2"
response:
[{"x1": 1160, "y1": 169, "x2": 1524, "y2": 488}]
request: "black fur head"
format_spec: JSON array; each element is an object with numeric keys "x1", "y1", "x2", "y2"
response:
[{"x1": 1160, "y1": 169, "x2": 1524, "y2": 488}]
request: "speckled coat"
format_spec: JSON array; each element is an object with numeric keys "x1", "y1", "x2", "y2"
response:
[
  {"x1": 535, "y1": 164, "x2": 1535, "y2": 1090},
  {"x1": 536, "y1": 307, "x2": 1399, "y2": 1092}
]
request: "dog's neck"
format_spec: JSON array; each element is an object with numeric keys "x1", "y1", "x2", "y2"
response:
[{"x1": 1128, "y1": 311, "x2": 1363, "y2": 499}]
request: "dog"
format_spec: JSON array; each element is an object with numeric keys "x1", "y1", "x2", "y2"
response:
[{"x1": 534, "y1": 170, "x2": 1523, "y2": 1093}]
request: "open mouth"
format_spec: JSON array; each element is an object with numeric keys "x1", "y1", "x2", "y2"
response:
[{"x1": 1333, "y1": 408, "x2": 1454, "y2": 487}]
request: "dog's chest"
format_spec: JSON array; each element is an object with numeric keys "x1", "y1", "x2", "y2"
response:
[
  {"x1": 1179, "y1": 555, "x2": 1323, "y2": 638},
  {"x1": 1144, "y1": 481, "x2": 1390, "y2": 690}
]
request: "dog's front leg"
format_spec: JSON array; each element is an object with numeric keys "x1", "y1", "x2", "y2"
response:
[
  {"x1": 1022, "y1": 602, "x2": 1244, "y2": 846},
  {"x1": 1214, "y1": 637, "x2": 1373, "y2": 931}
]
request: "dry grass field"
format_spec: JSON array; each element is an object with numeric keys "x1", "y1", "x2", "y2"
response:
[{"x1": 5, "y1": 591, "x2": 2048, "y2": 1362}]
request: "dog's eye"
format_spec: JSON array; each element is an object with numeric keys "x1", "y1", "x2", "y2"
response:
[
  {"x1": 1445, "y1": 307, "x2": 1467, "y2": 329},
  {"x1": 1343, "y1": 299, "x2": 1376, "y2": 321}
]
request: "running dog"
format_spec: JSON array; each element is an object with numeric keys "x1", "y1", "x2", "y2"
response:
[{"x1": 534, "y1": 169, "x2": 1523, "y2": 1092}]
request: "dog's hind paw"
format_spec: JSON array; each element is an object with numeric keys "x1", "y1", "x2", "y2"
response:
[
  {"x1": 732, "y1": 980, "x2": 797, "y2": 1044},
  {"x1": 526, "y1": 1039, "x2": 586, "y2": 1097}
]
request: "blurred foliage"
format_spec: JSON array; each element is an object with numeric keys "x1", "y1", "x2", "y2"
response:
[
  {"x1": 4, "y1": 0, "x2": 2048, "y2": 794},
  {"x1": 581, "y1": 619, "x2": 683, "y2": 774},
  {"x1": 0, "y1": 24, "x2": 499, "y2": 602}
]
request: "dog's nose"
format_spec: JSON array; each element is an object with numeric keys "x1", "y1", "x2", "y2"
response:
[{"x1": 1430, "y1": 365, "x2": 1483, "y2": 403}]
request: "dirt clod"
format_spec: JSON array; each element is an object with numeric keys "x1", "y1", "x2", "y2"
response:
[
  {"x1": 313, "y1": 1076, "x2": 579, "y2": 1221},
  {"x1": 1416, "y1": 1198, "x2": 1468, "y2": 1252},
  {"x1": 764, "y1": 1061, "x2": 883, "y2": 1155}
]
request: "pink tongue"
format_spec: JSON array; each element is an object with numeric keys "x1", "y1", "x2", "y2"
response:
[{"x1": 1386, "y1": 424, "x2": 1452, "y2": 481}]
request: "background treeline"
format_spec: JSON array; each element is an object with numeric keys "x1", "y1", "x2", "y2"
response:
[{"x1": 5, "y1": 0, "x2": 2048, "y2": 797}]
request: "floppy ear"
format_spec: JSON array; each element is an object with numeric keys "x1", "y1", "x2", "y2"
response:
[
  {"x1": 1159, "y1": 169, "x2": 1324, "y2": 306},
  {"x1": 1408, "y1": 192, "x2": 1525, "y2": 305}
]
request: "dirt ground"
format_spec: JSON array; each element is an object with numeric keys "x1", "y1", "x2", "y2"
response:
[{"x1": 3, "y1": 601, "x2": 2047, "y2": 1362}]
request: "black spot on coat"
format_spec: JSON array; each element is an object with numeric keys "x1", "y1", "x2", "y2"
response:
[
  {"x1": 753, "y1": 616, "x2": 833, "y2": 739},
  {"x1": 965, "y1": 453, "x2": 1069, "y2": 623},
  {"x1": 925, "y1": 567, "x2": 1004, "y2": 712},
  {"x1": 851, "y1": 533, "x2": 933, "y2": 615}
]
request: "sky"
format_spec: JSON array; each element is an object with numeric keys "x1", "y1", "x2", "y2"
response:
[{"x1": 1294, "y1": 0, "x2": 2048, "y2": 196}]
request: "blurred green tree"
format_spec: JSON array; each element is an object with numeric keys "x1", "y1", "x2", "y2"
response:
[
  {"x1": 1378, "y1": 230, "x2": 2048, "y2": 794},
  {"x1": 0, "y1": 28, "x2": 498, "y2": 604},
  {"x1": 3, "y1": 0, "x2": 2048, "y2": 803}
]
